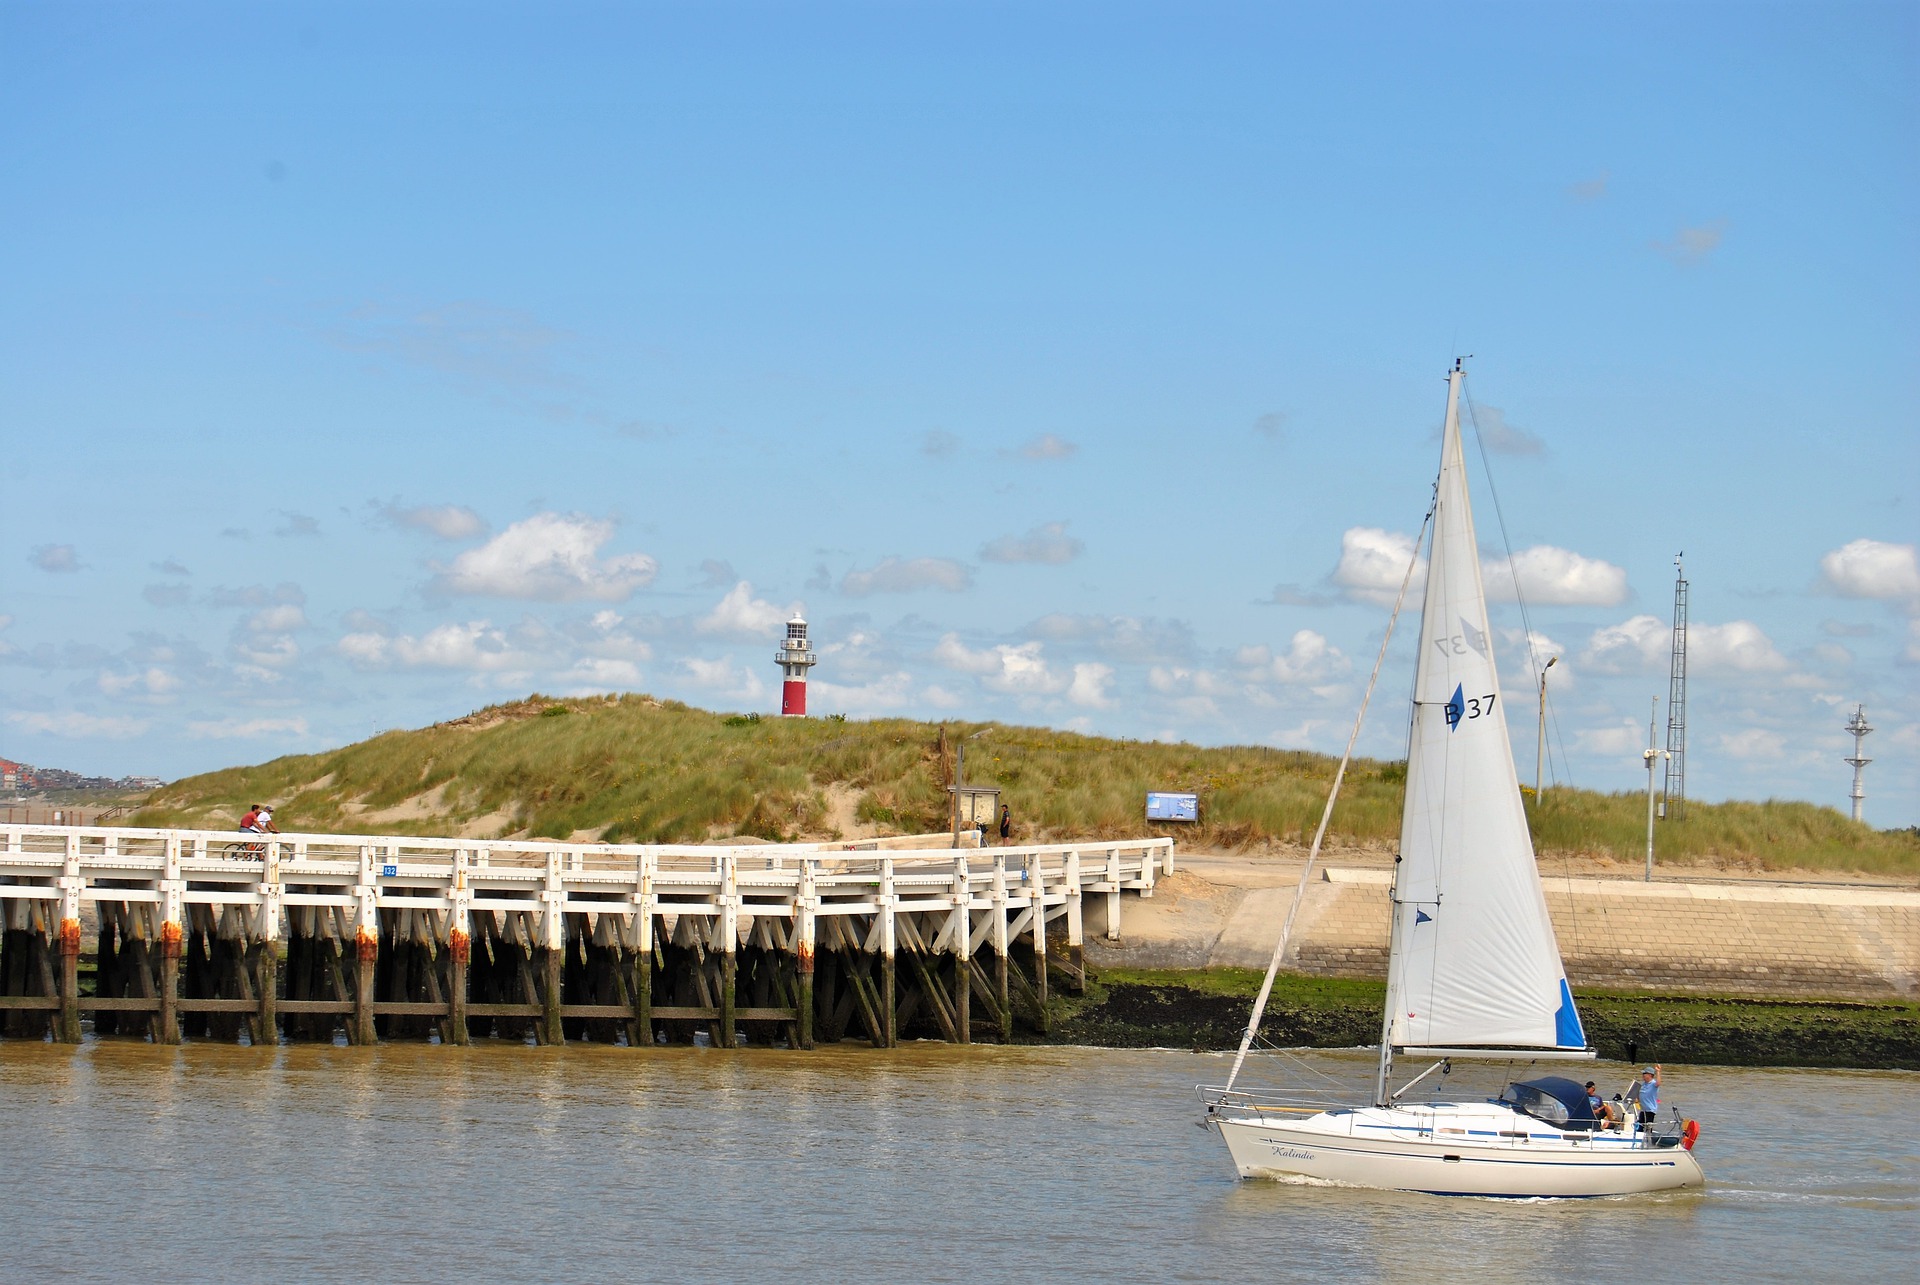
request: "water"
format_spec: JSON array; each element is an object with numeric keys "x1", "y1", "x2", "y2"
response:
[{"x1": 1, "y1": 1041, "x2": 1912, "y2": 1282}]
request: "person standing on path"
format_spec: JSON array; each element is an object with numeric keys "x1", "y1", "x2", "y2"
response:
[{"x1": 998, "y1": 805, "x2": 1011, "y2": 844}]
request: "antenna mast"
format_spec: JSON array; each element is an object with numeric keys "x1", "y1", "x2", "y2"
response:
[
  {"x1": 1662, "y1": 553, "x2": 1688, "y2": 821},
  {"x1": 1843, "y1": 706, "x2": 1873, "y2": 823}
]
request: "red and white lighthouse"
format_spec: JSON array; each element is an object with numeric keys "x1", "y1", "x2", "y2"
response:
[{"x1": 775, "y1": 613, "x2": 817, "y2": 717}]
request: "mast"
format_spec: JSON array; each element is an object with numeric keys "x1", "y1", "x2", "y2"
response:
[{"x1": 1373, "y1": 358, "x2": 1464, "y2": 1106}]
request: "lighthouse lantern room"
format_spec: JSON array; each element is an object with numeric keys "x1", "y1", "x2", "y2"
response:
[{"x1": 775, "y1": 614, "x2": 817, "y2": 717}]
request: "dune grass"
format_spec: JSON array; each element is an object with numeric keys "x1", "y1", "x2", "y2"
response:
[{"x1": 125, "y1": 693, "x2": 1920, "y2": 876}]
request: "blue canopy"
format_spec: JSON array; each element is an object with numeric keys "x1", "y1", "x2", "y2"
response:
[{"x1": 1503, "y1": 1076, "x2": 1598, "y2": 1130}]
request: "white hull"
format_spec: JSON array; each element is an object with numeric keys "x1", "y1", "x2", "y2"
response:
[{"x1": 1214, "y1": 1103, "x2": 1704, "y2": 1198}]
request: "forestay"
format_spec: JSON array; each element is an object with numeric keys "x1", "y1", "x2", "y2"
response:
[{"x1": 1385, "y1": 369, "x2": 1588, "y2": 1055}]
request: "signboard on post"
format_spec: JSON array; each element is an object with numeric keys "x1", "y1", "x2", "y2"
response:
[
  {"x1": 1145, "y1": 791, "x2": 1199, "y2": 823},
  {"x1": 951, "y1": 786, "x2": 1001, "y2": 827}
]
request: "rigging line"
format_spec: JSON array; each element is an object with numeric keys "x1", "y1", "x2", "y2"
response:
[
  {"x1": 1461, "y1": 384, "x2": 1548, "y2": 696},
  {"x1": 1224, "y1": 507, "x2": 1435, "y2": 1092}
]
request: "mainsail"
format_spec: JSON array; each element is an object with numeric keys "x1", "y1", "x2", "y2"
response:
[{"x1": 1384, "y1": 368, "x2": 1588, "y2": 1055}]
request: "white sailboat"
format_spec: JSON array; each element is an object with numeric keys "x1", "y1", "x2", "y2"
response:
[{"x1": 1201, "y1": 361, "x2": 1704, "y2": 1198}]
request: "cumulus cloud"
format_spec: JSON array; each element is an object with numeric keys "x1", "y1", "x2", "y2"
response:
[
  {"x1": 1820, "y1": 539, "x2": 1920, "y2": 601},
  {"x1": 1718, "y1": 728, "x2": 1786, "y2": 761},
  {"x1": 339, "y1": 620, "x2": 536, "y2": 672},
  {"x1": 698, "y1": 582, "x2": 795, "y2": 637},
  {"x1": 1469, "y1": 405, "x2": 1545, "y2": 456},
  {"x1": 979, "y1": 522, "x2": 1084, "y2": 565},
  {"x1": 6, "y1": 710, "x2": 148, "y2": 739},
  {"x1": 931, "y1": 634, "x2": 1066, "y2": 695},
  {"x1": 1652, "y1": 219, "x2": 1728, "y2": 265},
  {"x1": 1067, "y1": 662, "x2": 1114, "y2": 708},
  {"x1": 432, "y1": 513, "x2": 658, "y2": 601},
  {"x1": 98, "y1": 667, "x2": 181, "y2": 699},
  {"x1": 1332, "y1": 527, "x2": 1425, "y2": 605},
  {"x1": 559, "y1": 658, "x2": 643, "y2": 692},
  {"x1": 809, "y1": 672, "x2": 918, "y2": 714},
  {"x1": 376, "y1": 500, "x2": 489, "y2": 540},
  {"x1": 840, "y1": 556, "x2": 972, "y2": 596},
  {"x1": 1485, "y1": 545, "x2": 1628, "y2": 606},
  {"x1": 1029, "y1": 613, "x2": 1195, "y2": 663},
  {"x1": 695, "y1": 559, "x2": 737, "y2": 589},
  {"x1": 679, "y1": 656, "x2": 767, "y2": 702},
  {"x1": 186, "y1": 717, "x2": 310, "y2": 740},
  {"x1": 1015, "y1": 433, "x2": 1078, "y2": 461},
  {"x1": 1239, "y1": 630, "x2": 1349, "y2": 684},
  {"x1": 207, "y1": 583, "x2": 306, "y2": 609},
  {"x1": 1567, "y1": 171, "x2": 1609, "y2": 203},
  {"x1": 1574, "y1": 719, "x2": 1646, "y2": 757},
  {"x1": 143, "y1": 584, "x2": 194, "y2": 608},
  {"x1": 30, "y1": 544, "x2": 81, "y2": 573},
  {"x1": 1583, "y1": 614, "x2": 1789, "y2": 674}
]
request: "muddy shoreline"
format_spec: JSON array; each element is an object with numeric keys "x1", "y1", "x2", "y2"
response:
[{"x1": 1040, "y1": 970, "x2": 1920, "y2": 1070}]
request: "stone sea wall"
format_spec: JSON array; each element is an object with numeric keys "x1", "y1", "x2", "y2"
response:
[{"x1": 1086, "y1": 866, "x2": 1920, "y2": 1000}]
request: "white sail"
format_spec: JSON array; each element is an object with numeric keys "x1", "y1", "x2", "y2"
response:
[{"x1": 1384, "y1": 367, "x2": 1588, "y2": 1055}]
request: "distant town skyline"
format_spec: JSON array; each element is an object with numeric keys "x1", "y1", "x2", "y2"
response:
[{"x1": 2, "y1": 3, "x2": 1915, "y2": 826}]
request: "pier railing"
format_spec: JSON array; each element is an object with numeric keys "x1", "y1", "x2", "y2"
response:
[{"x1": 0, "y1": 825, "x2": 1172, "y2": 1049}]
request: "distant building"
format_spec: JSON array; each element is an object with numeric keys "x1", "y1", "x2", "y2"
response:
[{"x1": 775, "y1": 613, "x2": 817, "y2": 717}]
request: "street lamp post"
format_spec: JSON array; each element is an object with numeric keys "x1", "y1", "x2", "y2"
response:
[
  {"x1": 1535, "y1": 655, "x2": 1558, "y2": 801},
  {"x1": 1642, "y1": 697, "x2": 1669, "y2": 883}
]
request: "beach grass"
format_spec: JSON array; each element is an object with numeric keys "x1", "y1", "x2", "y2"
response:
[{"x1": 125, "y1": 692, "x2": 1920, "y2": 876}]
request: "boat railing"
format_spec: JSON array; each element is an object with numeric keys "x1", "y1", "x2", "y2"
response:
[{"x1": 1196, "y1": 1083, "x2": 1352, "y2": 1117}]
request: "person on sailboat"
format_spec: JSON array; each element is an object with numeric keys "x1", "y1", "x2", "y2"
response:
[{"x1": 1634, "y1": 1064, "x2": 1662, "y2": 1126}]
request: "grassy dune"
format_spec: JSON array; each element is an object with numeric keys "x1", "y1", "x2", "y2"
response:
[{"x1": 126, "y1": 693, "x2": 1920, "y2": 876}]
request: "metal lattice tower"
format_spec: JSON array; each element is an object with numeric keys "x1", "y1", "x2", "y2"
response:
[
  {"x1": 1843, "y1": 705, "x2": 1872, "y2": 823},
  {"x1": 1662, "y1": 554, "x2": 1688, "y2": 821}
]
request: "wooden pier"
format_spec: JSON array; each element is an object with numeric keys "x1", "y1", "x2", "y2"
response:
[{"x1": 0, "y1": 825, "x2": 1172, "y2": 1048}]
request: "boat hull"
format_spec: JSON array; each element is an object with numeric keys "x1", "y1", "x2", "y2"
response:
[{"x1": 1215, "y1": 1111, "x2": 1704, "y2": 1198}]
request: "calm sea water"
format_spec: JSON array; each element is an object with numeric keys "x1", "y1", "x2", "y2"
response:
[{"x1": 1, "y1": 1039, "x2": 1912, "y2": 1283}]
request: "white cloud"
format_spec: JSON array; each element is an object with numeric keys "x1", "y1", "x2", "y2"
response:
[
  {"x1": 1485, "y1": 545, "x2": 1628, "y2": 606},
  {"x1": 1067, "y1": 662, "x2": 1114, "y2": 708},
  {"x1": 809, "y1": 672, "x2": 917, "y2": 714},
  {"x1": 1574, "y1": 719, "x2": 1647, "y2": 757},
  {"x1": 30, "y1": 544, "x2": 81, "y2": 573},
  {"x1": 1820, "y1": 539, "x2": 1920, "y2": 601},
  {"x1": 185, "y1": 717, "x2": 310, "y2": 740},
  {"x1": 560, "y1": 658, "x2": 642, "y2": 691},
  {"x1": 98, "y1": 668, "x2": 181, "y2": 698},
  {"x1": 679, "y1": 656, "x2": 767, "y2": 702},
  {"x1": 1241, "y1": 629, "x2": 1349, "y2": 684},
  {"x1": 339, "y1": 620, "x2": 536, "y2": 672},
  {"x1": 377, "y1": 501, "x2": 488, "y2": 540},
  {"x1": 1582, "y1": 615, "x2": 1789, "y2": 675},
  {"x1": 246, "y1": 604, "x2": 309, "y2": 634},
  {"x1": 6, "y1": 710, "x2": 148, "y2": 739},
  {"x1": 1016, "y1": 433, "x2": 1078, "y2": 461},
  {"x1": 931, "y1": 634, "x2": 1065, "y2": 695},
  {"x1": 840, "y1": 557, "x2": 972, "y2": 596},
  {"x1": 1469, "y1": 405, "x2": 1544, "y2": 456},
  {"x1": 1719, "y1": 728, "x2": 1786, "y2": 761},
  {"x1": 697, "y1": 581, "x2": 795, "y2": 637},
  {"x1": 1652, "y1": 219, "x2": 1728, "y2": 265},
  {"x1": 1028, "y1": 614, "x2": 1194, "y2": 663},
  {"x1": 1333, "y1": 527, "x2": 1424, "y2": 605},
  {"x1": 433, "y1": 513, "x2": 658, "y2": 601},
  {"x1": 979, "y1": 522, "x2": 1084, "y2": 565}
]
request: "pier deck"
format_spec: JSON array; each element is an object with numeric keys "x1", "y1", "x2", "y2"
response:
[{"x1": 0, "y1": 825, "x2": 1172, "y2": 1047}]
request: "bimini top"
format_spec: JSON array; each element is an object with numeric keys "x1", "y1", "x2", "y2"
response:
[{"x1": 1501, "y1": 1076, "x2": 1598, "y2": 1130}]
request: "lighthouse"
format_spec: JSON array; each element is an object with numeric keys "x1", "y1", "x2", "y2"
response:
[{"x1": 775, "y1": 613, "x2": 817, "y2": 717}]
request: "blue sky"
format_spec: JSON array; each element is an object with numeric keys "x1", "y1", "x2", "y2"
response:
[{"x1": 3, "y1": 2, "x2": 1916, "y2": 826}]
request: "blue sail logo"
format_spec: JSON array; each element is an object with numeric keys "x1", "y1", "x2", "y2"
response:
[{"x1": 1444, "y1": 683, "x2": 1465, "y2": 731}]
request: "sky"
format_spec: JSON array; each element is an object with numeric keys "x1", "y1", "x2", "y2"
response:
[{"x1": 2, "y1": 2, "x2": 1916, "y2": 826}]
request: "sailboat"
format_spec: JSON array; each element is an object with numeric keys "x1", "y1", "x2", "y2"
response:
[{"x1": 1201, "y1": 361, "x2": 1704, "y2": 1198}]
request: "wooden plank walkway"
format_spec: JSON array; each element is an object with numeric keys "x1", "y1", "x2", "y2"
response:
[{"x1": 0, "y1": 825, "x2": 1173, "y2": 1048}]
